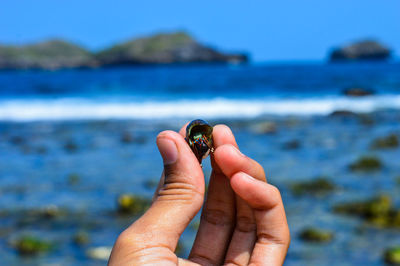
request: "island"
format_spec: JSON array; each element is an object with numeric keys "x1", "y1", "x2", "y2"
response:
[
  {"x1": 329, "y1": 40, "x2": 391, "y2": 62},
  {"x1": 0, "y1": 40, "x2": 96, "y2": 70},
  {"x1": 0, "y1": 32, "x2": 248, "y2": 70},
  {"x1": 97, "y1": 32, "x2": 248, "y2": 66}
]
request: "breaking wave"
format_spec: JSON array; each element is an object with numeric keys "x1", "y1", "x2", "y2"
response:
[{"x1": 1, "y1": 95, "x2": 400, "y2": 121}]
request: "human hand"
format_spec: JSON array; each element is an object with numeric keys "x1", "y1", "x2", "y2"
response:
[{"x1": 108, "y1": 124, "x2": 290, "y2": 266}]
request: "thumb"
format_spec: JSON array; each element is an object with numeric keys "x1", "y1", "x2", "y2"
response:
[{"x1": 119, "y1": 131, "x2": 205, "y2": 254}]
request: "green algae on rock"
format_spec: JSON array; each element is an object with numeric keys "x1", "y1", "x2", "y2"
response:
[
  {"x1": 371, "y1": 134, "x2": 399, "y2": 149},
  {"x1": 349, "y1": 156, "x2": 382, "y2": 171},
  {"x1": 333, "y1": 195, "x2": 400, "y2": 228},
  {"x1": 384, "y1": 247, "x2": 400, "y2": 265},
  {"x1": 13, "y1": 235, "x2": 52, "y2": 256},
  {"x1": 290, "y1": 177, "x2": 336, "y2": 196},
  {"x1": 175, "y1": 240, "x2": 185, "y2": 257},
  {"x1": 251, "y1": 121, "x2": 277, "y2": 134},
  {"x1": 143, "y1": 179, "x2": 158, "y2": 190},
  {"x1": 67, "y1": 173, "x2": 81, "y2": 185},
  {"x1": 117, "y1": 194, "x2": 151, "y2": 215},
  {"x1": 73, "y1": 231, "x2": 90, "y2": 246},
  {"x1": 299, "y1": 227, "x2": 334, "y2": 243}
]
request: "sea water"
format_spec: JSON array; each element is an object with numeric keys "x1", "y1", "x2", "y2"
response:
[{"x1": 0, "y1": 62, "x2": 399, "y2": 265}]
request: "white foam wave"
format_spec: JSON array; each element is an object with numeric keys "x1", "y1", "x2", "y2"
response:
[{"x1": 0, "y1": 96, "x2": 400, "y2": 121}]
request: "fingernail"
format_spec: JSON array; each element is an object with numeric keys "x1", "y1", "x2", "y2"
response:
[{"x1": 158, "y1": 138, "x2": 178, "y2": 165}]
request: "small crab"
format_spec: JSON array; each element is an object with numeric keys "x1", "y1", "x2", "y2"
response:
[{"x1": 185, "y1": 119, "x2": 214, "y2": 164}]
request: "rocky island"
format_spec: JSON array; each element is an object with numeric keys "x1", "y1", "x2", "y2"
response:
[
  {"x1": 0, "y1": 32, "x2": 248, "y2": 70},
  {"x1": 329, "y1": 40, "x2": 391, "y2": 62},
  {"x1": 0, "y1": 40, "x2": 96, "y2": 70},
  {"x1": 97, "y1": 32, "x2": 248, "y2": 66}
]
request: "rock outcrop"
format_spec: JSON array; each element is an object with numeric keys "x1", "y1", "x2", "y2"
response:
[
  {"x1": 342, "y1": 87, "x2": 375, "y2": 97},
  {"x1": 0, "y1": 39, "x2": 96, "y2": 70},
  {"x1": 96, "y1": 32, "x2": 247, "y2": 65},
  {"x1": 329, "y1": 40, "x2": 391, "y2": 61},
  {"x1": 0, "y1": 32, "x2": 248, "y2": 70}
]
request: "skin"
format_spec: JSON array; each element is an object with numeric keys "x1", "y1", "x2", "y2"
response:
[{"x1": 108, "y1": 124, "x2": 290, "y2": 266}]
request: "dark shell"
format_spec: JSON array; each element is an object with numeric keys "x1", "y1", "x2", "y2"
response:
[
  {"x1": 186, "y1": 119, "x2": 214, "y2": 164},
  {"x1": 186, "y1": 119, "x2": 213, "y2": 140}
]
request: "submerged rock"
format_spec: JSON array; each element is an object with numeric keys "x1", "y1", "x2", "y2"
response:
[
  {"x1": 299, "y1": 227, "x2": 333, "y2": 243},
  {"x1": 10, "y1": 135, "x2": 25, "y2": 145},
  {"x1": 333, "y1": 195, "x2": 400, "y2": 228},
  {"x1": 63, "y1": 140, "x2": 79, "y2": 152},
  {"x1": 67, "y1": 173, "x2": 81, "y2": 185},
  {"x1": 143, "y1": 179, "x2": 159, "y2": 190},
  {"x1": 73, "y1": 231, "x2": 90, "y2": 246},
  {"x1": 329, "y1": 40, "x2": 391, "y2": 61},
  {"x1": 86, "y1": 246, "x2": 112, "y2": 261},
  {"x1": 329, "y1": 110, "x2": 358, "y2": 117},
  {"x1": 117, "y1": 194, "x2": 151, "y2": 215},
  {"x1": 384, "y1": 247, "x2": 400, "y2": 265},
  {"x1": 251, "y1": 121, "x2": 277, "y2": 134},
  {"x1": 13, "y1": 235, "x2": 52, "y2": 256},
  {"x1": 371, "y1": 134, "x2": 399, "y2": 149},
  {"x1": 282, "y1": 139, "x2": 301, "y2": 150},
  {"x1": 175, "y1": 241, "x2": 185, "y2": 257},
  {"x1": 121, "y1": 132, "x2": 147, "y2": 144},
  {"x1": 290, "y1": 177, "x2": 336, "y2": 196},
  {"x1": 349, "y1": 156, "x2": 382, "y2": 171},
  {"x1": 343, "y1": 87, "x2": 375, "y2": 97},
  {"x1": 189, "y1": 220, "x2": 200, "y2": 231},
  {"x1": 120, "y1": 132, "x2": 134, "y2": 144}
]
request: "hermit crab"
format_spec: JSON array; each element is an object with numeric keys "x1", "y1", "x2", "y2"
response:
[{"x1": 185, "y1": 119, "x2": 214, "y2": 165}]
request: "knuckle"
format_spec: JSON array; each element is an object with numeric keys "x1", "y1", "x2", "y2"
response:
[
  {"x1": 115, "y1": 229, "x2": 134, "y2": 249},
  {"x1": 157, "y1": 179, "x2": 201, "y2": 203},
  {"x1": 269, "y1": 184, "x2": 282, "y2": 200},
  {"x1": 224, "y1": 260, "x2": 245, "y2": 266},
  {"x1": 235, "y1": 215, "x2": 257, "y2": 233},
  {"x1": 257, "y1": 232, "x2": 288, "y2": 246},
  {"x1": 202, "y1": 208, "x2": 235, "y2": 227}
]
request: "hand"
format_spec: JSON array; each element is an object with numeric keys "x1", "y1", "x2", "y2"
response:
[{"x1": 108, "y1": 124, "x2": 290, "y2": 266}]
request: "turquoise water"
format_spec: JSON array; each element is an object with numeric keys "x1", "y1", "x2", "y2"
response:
[{"x1": 0, "y1": 63, "x2": 399, "y2": 265}]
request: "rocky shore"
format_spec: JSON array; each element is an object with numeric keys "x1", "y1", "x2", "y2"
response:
[{"x1": 0, "y1": 32, "x2": 248, "y2": 70}]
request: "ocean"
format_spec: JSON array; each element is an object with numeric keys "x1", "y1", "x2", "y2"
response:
[
  {"x1": 1, "y1": 62, "x2": 400, "y2": 121},
  {"x1": 0, "y1": 62, "x2": 399, "y2": 265}
]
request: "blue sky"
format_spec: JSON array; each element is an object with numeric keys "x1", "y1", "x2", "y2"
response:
[{"x1": 1, "y1": 0, "x2": 399, "y2": 61}]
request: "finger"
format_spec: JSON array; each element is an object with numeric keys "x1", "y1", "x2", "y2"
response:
[
  {"x1": 214, "y1": 144, "x2": 266, "y2": 265},
  {"x1": 152, "y1": 171, "x2": 164, "y2": 202},
  {"x1": 178, "y1": 258, "x2": 200, "y2": 266},
  {"x1": 189, "y1": 125, "x2": 237, "y2": 265},
  {"x1": 151, "y1": 122, "x2": 189, "y2": 202},
  {"x1": 231, "y1": 172, "x2": 290, "y2": 266},
  {"x1": 179, "y1": 122, "x2": 190, "y2": 137},
  {"x1": 214, "y1": 144, "x2": 266, "y2": 181},
  {"x1": 109, "y1": 130, "x2": 205, "y2": 264}
]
